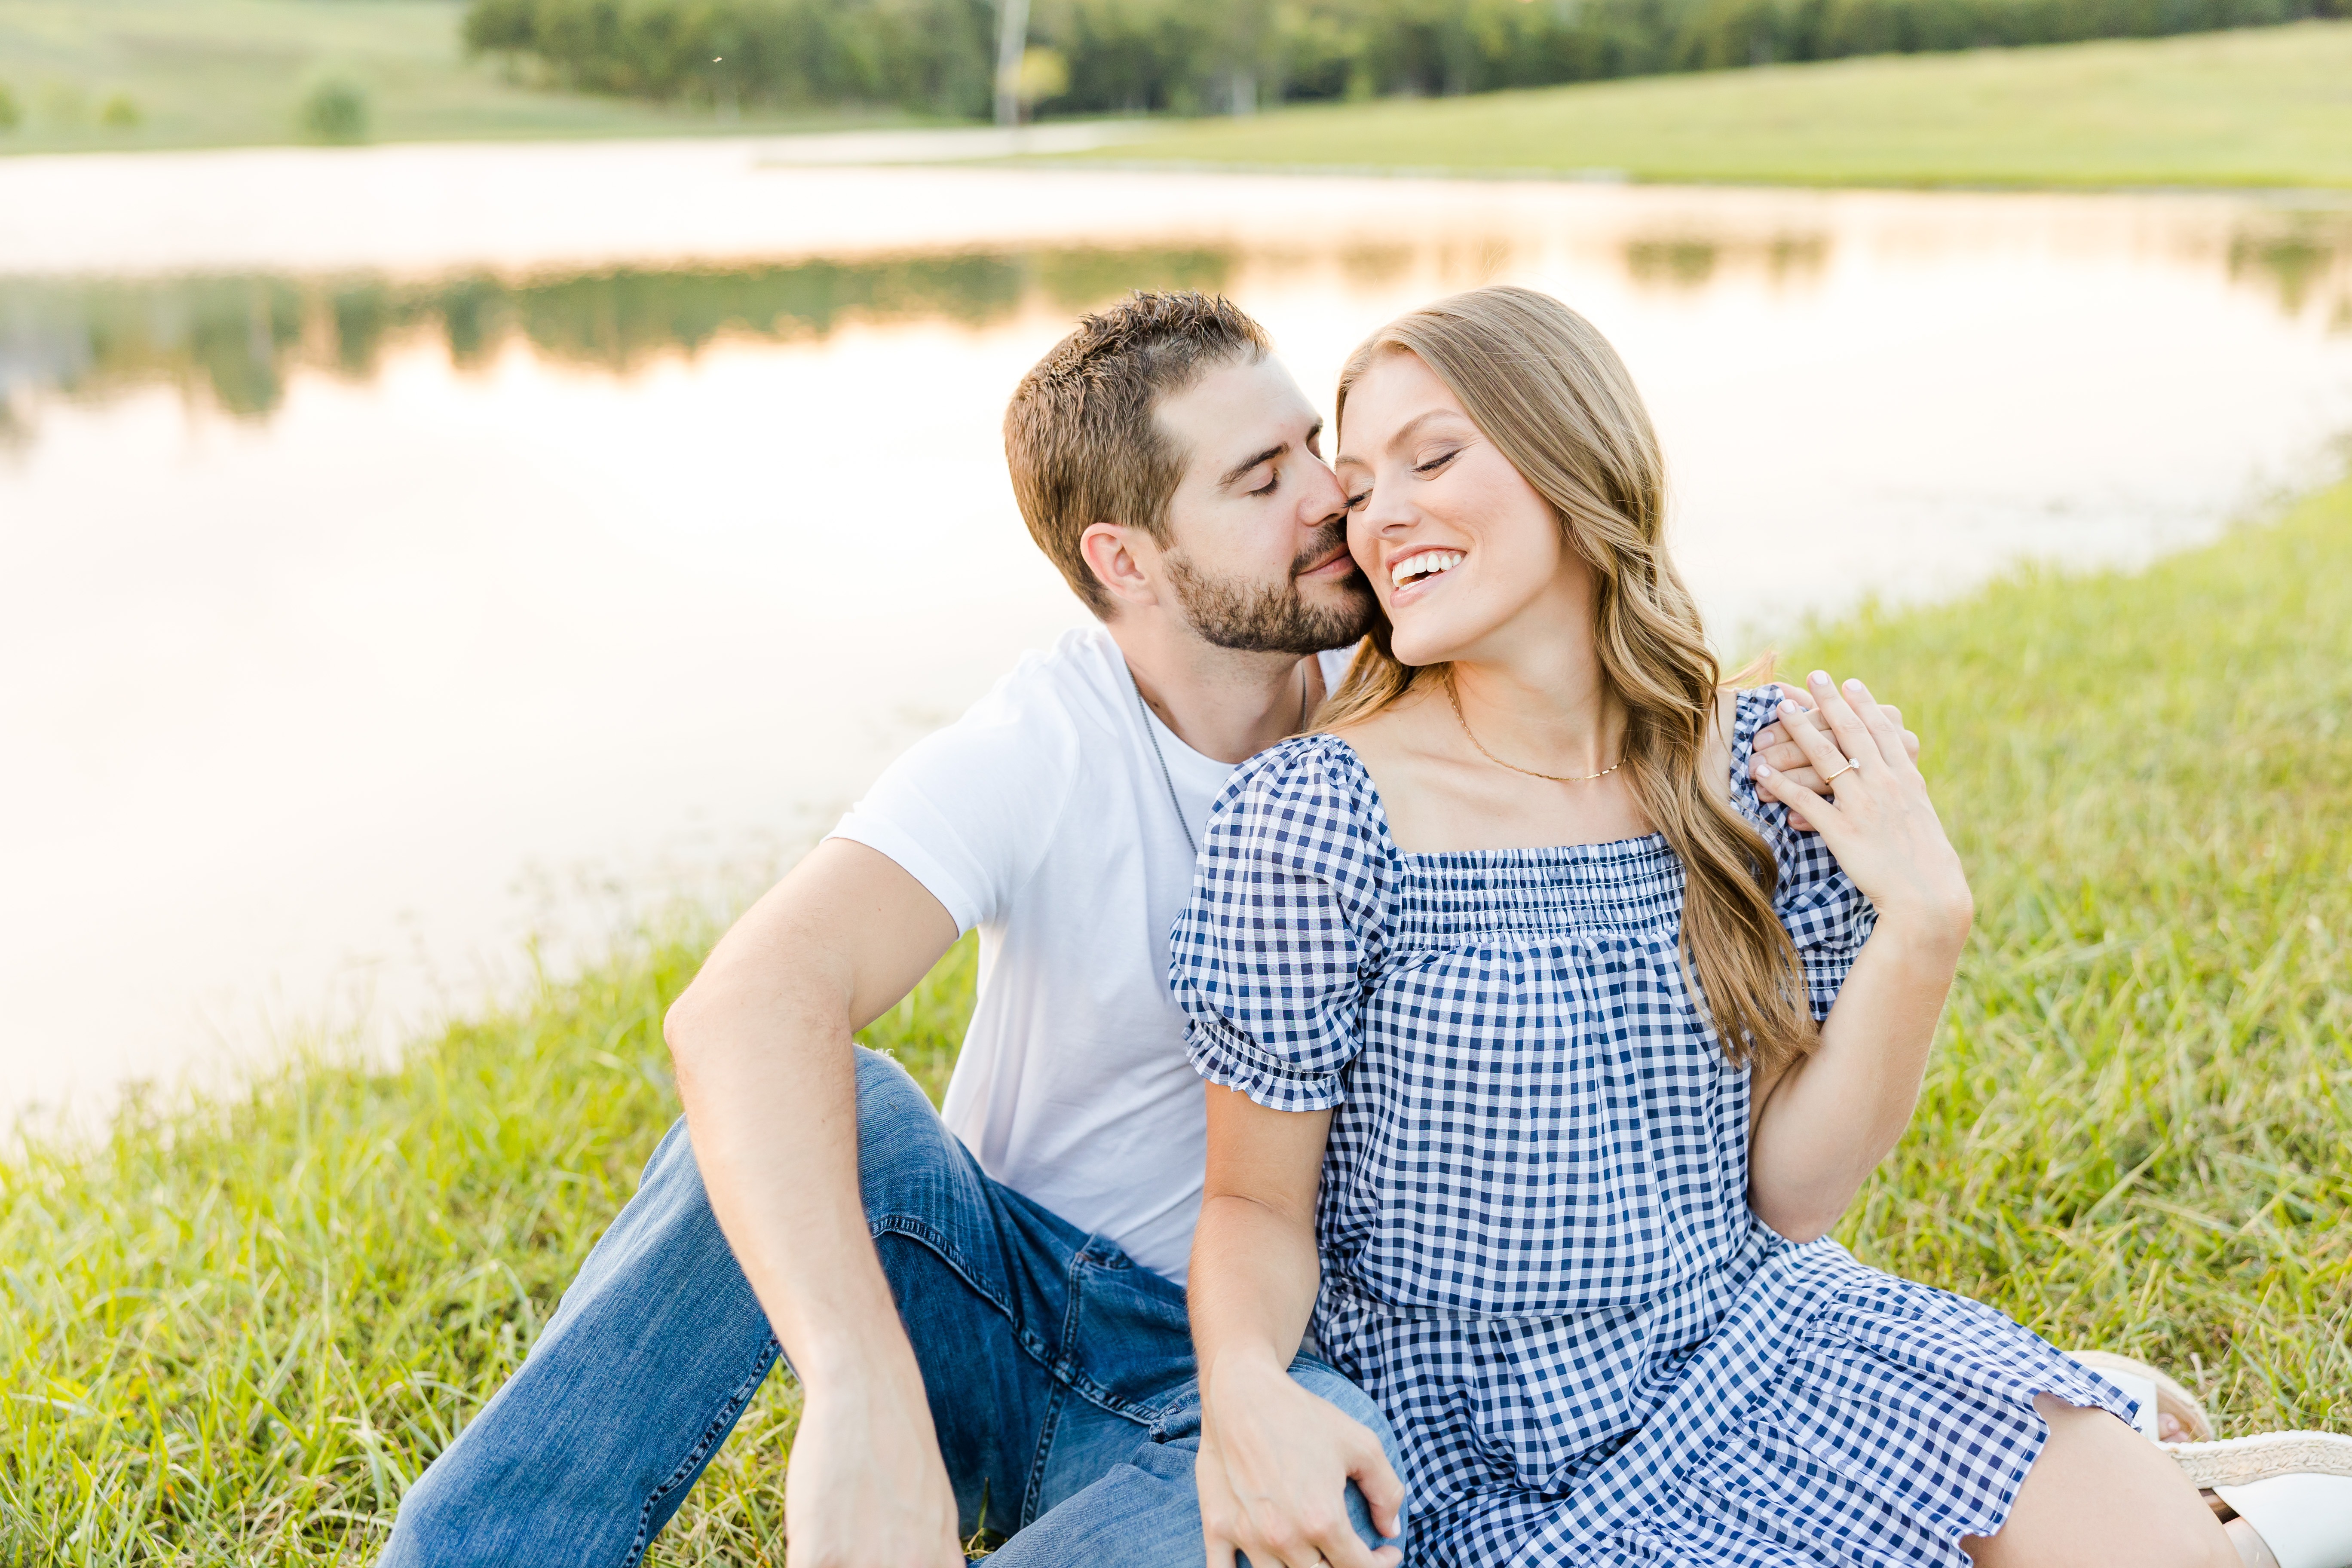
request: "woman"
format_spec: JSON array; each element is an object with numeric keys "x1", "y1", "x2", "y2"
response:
[{"x1": 1168, "y1": 287, "x2": 2344, "y2": 1568}]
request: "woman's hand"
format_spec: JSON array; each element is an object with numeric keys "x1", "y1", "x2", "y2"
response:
[
  {"x1": 1198, "y1": 1351, "x2": 1405, "y2": 1568},
  {"x1": 1751, "y1": 671, "x2": 1972, "y2": 950},
  {"x1": 1755, "y1": 681, "x2": 1918, "y2": 832}
]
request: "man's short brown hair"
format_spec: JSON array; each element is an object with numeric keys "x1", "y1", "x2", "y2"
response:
[{"x1": 1004, "y1": 291, "x2": 1271, "y2": 617}]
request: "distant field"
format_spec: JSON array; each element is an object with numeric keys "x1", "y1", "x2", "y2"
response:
[
  {"x1": 0, "y1": 0, "x2": 922, "y2": 155},
  {"x1": 1049, "y1": 22, "x2": 2352, "y2": 190},
  {"x1": 4, "y1": 6, "x2": 2346, "y2": 189}
]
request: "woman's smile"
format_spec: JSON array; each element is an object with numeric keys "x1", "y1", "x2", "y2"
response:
[{"x1": 1384, "y1": 545, "x2": 1467, "y2": 606}]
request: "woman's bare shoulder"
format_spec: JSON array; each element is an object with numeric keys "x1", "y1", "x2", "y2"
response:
[{"x1": 1323, "y1": 681, "x2": 1443, "y2": 772}]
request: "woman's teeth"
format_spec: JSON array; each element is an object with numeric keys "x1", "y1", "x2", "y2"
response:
[{"x1": 1391, "y1": 550, "x2": 1464, "y2": 588}]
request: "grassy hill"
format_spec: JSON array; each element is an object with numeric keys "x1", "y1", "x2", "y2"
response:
[
  {"x1": 3, "y1": 7, "x2": 2346, "y2": 191},
  {"x1": 0, "y1": 0, "x2": 923, "y2": 155},
  {"x1": 1047, "y1": 21, "x2": 2352, "y2": 189}
]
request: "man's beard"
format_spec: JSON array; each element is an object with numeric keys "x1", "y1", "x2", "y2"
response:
[{"x1": 1165, "y1": 527, "x2": 1376, "y2": 655}]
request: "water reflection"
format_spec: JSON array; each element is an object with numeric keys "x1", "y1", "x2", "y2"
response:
[
  {"x1": 0, "y1": 245, "x2": 1236, "y2": 424},
  {"x1": 10, "y1": 208, "x2": 2349, "y2": 441},
  {"x1": 2228, "y1": 218, "x2": 2352, "y2": 322},
  {"x1": 1623, "y1": 233, "x2": 1833, "y2": 291}
]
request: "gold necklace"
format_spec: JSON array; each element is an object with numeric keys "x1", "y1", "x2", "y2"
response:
[{"x1": 1444, "y1": 673, "x2": 1623, "y2": 784}]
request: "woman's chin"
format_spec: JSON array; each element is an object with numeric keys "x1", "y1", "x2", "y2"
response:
[{"x1": 1389, "y1": 626, "x2": 1467, "y2": 670}]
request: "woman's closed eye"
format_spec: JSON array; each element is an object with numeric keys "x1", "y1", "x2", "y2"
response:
[
  {"x1": 1344, "y1": 489, "x2": 1372, "y2": 512},
  {"x1": 1415, "y1": 448, "x2": 1461, "y2": 476}
]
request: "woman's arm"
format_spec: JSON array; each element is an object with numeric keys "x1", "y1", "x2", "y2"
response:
[
  {"x1": 1191, "y1": 1086, "x2": 1405, "y2": 1568},
  {"x1": 1747, "y1": 672, "x2": 1975, "y2": 1242}
]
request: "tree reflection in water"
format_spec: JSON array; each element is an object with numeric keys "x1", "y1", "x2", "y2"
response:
[
  {"x1": 0, "y1": 243, "x2": 1236, "y2": 426},
  {"x1": 3, "y1": 211, "x2": 2346, "y2": 438}
]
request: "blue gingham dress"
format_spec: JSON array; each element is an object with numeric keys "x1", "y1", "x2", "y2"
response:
[{"x1": 1169, "y1": 689, "x2": 2133, "y2": 1568}]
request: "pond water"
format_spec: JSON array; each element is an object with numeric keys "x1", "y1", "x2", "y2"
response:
[{"x1": 5, "y1": 138, "x2": 2352, "y2": 1121}]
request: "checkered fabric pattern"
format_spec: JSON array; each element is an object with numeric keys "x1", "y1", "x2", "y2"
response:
[{"x1": 1169, "y1": 689, "x2": 2135, "y2": 1568}]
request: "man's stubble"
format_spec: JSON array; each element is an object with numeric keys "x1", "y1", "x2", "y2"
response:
[{"x1": 1164, "y1": 523, "x2": 1376, "y2": 656}]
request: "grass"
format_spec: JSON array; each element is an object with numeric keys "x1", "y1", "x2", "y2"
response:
[
  {"x1": 1049, "y1": 21, "x2": 2352, "y2": 190},
  {"x1": 4, "y1": 483, "x2": 2349, "y2": 1562},
  {"x1": 0, "y1": 0, "x2": 926, "y2": 157}
]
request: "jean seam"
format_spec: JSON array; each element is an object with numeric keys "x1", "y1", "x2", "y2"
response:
[
  {"x1": 873, "y1": 1218, "x2": 1170, "y2": 1425},
  {"x1": 869, "y1": 1213, "x2": 1080, "y2": 1388},
  {"x1": 1016, "y1": 1378, "x2": 1071, "y2": 1531},
  {"x1": 621, "y1": 1333, "x2": 781, "y2": 1567}
]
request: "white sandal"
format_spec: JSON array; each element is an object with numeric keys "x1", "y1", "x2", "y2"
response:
[
  {"x1": 2065, "y1": 1348, "x2": 2215, "y2": 1443},
  {"x1": 2165, "y1": 1431, "x2": 2352, "y2": 1568}
]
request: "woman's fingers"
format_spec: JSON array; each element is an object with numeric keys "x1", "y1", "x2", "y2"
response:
[
  {"x1": 1200, "y1": 1399, "x2": 1402, "y2": 1568},
  {"x1": 1753, "y1": 757, "x2": 1840, "y2": 843},
  {"x1": 1803, "y1": 670, "x2": 1876, "y2": 775},
  {"x1": 1842, "y1": 676, "x2": 1911, "y2": 769},
  {"x1": 1773, "y1": 694, "x2": 1849, "y2": 785},
  {"x1": 1346, "y1": 1425, "x2": 1409, "y2": 1545}
]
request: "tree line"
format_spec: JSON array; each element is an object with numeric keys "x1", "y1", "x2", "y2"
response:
[{"x1": 461, "y1": 0, "x2": 2340, "y2": 118}]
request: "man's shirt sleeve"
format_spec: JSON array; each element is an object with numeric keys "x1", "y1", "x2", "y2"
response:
[{"x1": 826, "y1": 690, "x2": 1080, "y2": 937}]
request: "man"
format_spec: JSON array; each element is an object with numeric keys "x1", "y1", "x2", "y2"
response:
[{"x1": 382, "y1": 291, "x2": 1880, "y2": 1567}]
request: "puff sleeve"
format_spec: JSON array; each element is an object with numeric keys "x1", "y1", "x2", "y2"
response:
[{"x1": 1167, "y1": 736, "x2": 1393, "y2": 1112}]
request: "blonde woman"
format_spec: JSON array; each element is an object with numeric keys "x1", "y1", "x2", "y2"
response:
[{"x1": 1168, "y1": 287, "x2": 2349, "y2": 1568}]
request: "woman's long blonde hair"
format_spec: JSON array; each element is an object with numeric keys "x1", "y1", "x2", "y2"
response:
[{"x1": 1321, "y1": 285, "x2": 1812, "y2": 1075}]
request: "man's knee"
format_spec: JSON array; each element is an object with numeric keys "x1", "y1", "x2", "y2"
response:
[
  {"x1": 851, "y1": 1046, "x2": 968, "y2": 1214},
  {"x1": 636, "y1": 1050, "x2": 946, "y2": 1223}
]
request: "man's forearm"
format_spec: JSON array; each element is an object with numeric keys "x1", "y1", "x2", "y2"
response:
[
  {"x1": 669, "y1": 978, "x2": 910, "y2": 1389},
  {"x1": 662, "y1": 842, "x2": 961, "y2": 1396}
]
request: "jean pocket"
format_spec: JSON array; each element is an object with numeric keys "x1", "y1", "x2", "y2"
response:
[{"x1": 1060, "y1": 1242, "x2": 1196, "y2": 1420}]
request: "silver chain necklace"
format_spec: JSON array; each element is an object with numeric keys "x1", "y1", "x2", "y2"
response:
[{"x1": 1135, "y1": 665, "x2": 1310, "y2": 857}]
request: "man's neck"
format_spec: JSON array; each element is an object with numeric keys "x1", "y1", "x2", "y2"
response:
[{"x1": 1108, "y1": 617, "x2": 1321, "y2": 766}]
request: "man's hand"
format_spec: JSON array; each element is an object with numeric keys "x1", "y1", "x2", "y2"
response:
[
  {"x1": 1756, "y1": 682, "x2": 1918, "y2": 832},
  {"x1": 784, "y1": 1374, "x2": 965, "y2": 1568}
]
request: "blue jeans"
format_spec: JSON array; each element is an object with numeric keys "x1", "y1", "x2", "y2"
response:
[{"x1": 383, "y1": 1047, "x2": 1403, "y2": 1566}]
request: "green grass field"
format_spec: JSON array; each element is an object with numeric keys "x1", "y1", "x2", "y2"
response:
[
  {"x1": 1055, "y1": 21, "x2": 2352, "y2": 189},
  {"x1": 4, "y1": 483, "x2": 2349, "y2": 1562},
  {"x1": 5, "y1": 7, "x2": 2351, "y2": 190},
  {"x1": 0, "y1": 0, "x2": 922, "y2": 156}
]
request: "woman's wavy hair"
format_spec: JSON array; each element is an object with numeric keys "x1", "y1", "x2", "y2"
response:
[{"x1": 1320, "y1": 285, "x2": 1813, "y2": 1074}]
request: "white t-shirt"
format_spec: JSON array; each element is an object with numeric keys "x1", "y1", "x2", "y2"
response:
[{"x1": 828, "y1": 625, "x2": 1355, "y2": 1284}]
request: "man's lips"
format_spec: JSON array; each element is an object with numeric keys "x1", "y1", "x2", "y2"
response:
[{"x1": 1298, "y1": 544, "x2": 1356, "y2": 579}]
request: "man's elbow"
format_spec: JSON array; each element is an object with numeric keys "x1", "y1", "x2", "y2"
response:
[{"x1": 662, "y1": 975, "x2": 720, "y2": 1079}]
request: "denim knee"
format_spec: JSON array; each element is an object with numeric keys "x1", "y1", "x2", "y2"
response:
[
  {"x1": 851, "y1": 1047, "x2": 971, "y2": 1218},
  {"x1": 1291, "y1": 1357, "x2": 1406, "y2": 1475}
]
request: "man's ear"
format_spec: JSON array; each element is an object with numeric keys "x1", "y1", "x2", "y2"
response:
[{"x1": 1079, "y1": 522, "x2": 1164, "y2": 613}]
